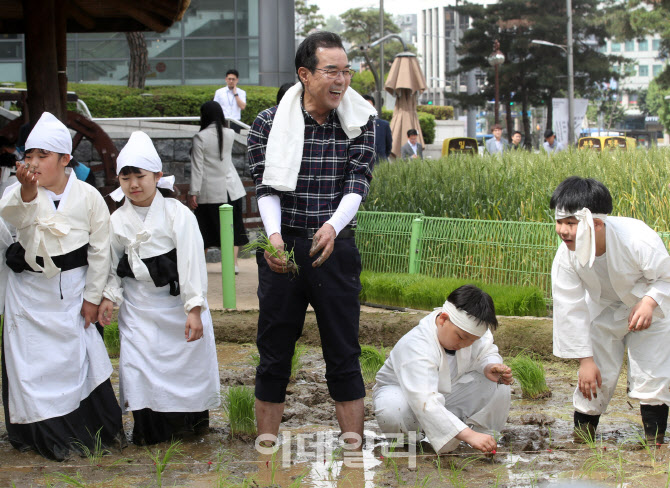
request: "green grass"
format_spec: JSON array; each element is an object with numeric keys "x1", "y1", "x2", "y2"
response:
[
  {"x1": 508, "y1": 352, "x2": 551, "y2": 399},
  {"x1": 223, "y1": 386, "x2": 256, "y2": 437},
  {"x1": 360, "y1": 271, "x2": 547, "y2": 316},
  {"x1": 363, "y1": 148, "x2": 670, "y2": 230},
  {"x1": 359, "y1": 344, "x2": 386, "y2": 383},
  {"x1": 103, "y1": 322, "x2": 120, "y2": 358}
]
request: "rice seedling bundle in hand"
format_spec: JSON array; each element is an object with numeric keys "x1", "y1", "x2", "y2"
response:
[
  {"x1": 508, "y1": 352, "x2": 551, "y2": 399},
  {"x1": 243, "y1": 233, "x2": 299, "y2": 273},
  {"x1": 290, "y1": 344, "x2": 306, "y2": 380},
  {"x1": 104, "y1": 322, "x2": 120, "y2": 358},
  {"x1": 359, "y1": 344, "x2": 387, "y2": 383},
  {"x1": 223, "y1": 386, "x2": 257, "y2": 437}
]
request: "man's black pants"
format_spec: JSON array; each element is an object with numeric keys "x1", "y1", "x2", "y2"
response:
[{"x1": 255, "y1": 236, "x2": 365, "y2": 403}]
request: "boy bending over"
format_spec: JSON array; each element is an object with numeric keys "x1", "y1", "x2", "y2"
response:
[
  {"x1": 373, "y1": 285, "x2": 512, "y2": 453},
  {"x1": 551, "y1": 176, "x2": 670, "y2": 444}
]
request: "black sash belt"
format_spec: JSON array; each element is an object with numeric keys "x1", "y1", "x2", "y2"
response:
[
  {"x1": 6, "y1": 242, "x2": 89, "y2": 273},
  {"x1": 116, "y1": 248, "x2": 180, "y2": 296}
]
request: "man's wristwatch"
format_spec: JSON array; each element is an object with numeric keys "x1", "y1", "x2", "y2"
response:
[{"x1": 234, "y1": 93, "x2": 239, "y2": 97}]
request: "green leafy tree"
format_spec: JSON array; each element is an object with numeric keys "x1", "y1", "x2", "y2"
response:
[
  {"x1": 323, "y1": 15, "x2": 344, "y2": 34},
  {"x1": 340, "y1": 8, "x2": 415, "y2": 76},
  {"x1": 349, "y1": 69, "x2": 377, "y2": 96},
  {"x1": 453, "y1": 0, "x2": 621, "y2": 140},
  {"x1": 603, "y1": 0, "x2": 670, "y2": 87},
  {"x1": 295, "y1": 0, "x2": 325, "y2": 37}
]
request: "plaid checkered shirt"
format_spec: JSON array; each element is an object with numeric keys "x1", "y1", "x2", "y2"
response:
[{"x1": 248, "y1": 102, "x2": 375, "y2": 230}]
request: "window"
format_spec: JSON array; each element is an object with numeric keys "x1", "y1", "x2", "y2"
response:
[
  {"x1": 611, "y1": 42, "x2": 621, "y2": 52},
  {"x1": 638, "y1": 39, "x2": 648, "y2": 51},
  {"x1": 625, "y1": 40, "x2": 635, "y2": 51},
  {"x1": 653, "y1": 38, "x2": 661, "y2": 51},
  {"x1": 639, "y1": 65, "x2": 649, "y2": 77},
  {"x1": 654, "y1": 64, "x2": 664, "y2": 77}
]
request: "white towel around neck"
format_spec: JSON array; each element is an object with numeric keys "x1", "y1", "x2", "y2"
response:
[{"x1": 262, "y1": 82, "x2": 376, "y2": 192}]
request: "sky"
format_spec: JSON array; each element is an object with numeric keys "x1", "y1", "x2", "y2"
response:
[{"x1": 309, "y1": 0, "x2": 441, "y2": 19}]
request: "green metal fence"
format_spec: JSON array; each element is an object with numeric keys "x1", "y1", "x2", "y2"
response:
[
  {"x1": 356, "y1": 212, "x2": 421, "y2": 274},
  {"x1": 357, "y1": 212, "x2": 670, "y2": 300}
]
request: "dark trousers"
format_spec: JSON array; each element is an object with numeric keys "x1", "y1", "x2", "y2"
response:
[{"x1": 255, "y1": 236, "x2": 365, "y2": 403}]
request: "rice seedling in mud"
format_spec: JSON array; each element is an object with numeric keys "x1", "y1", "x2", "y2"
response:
[
  {"x1": 445, "y1": 456, "x2": 479, "y2": 488},
  {"x1": 248, "y1": 345, "x2": 305, "y2": 379},
  {"x1": 146, "y1": 439, "x2": 183, "y2": 488},
  {"x1": 508, "y1": 352, "x2": 551, "y2": 399},
  {"x1": 223, "y1": 386, "x2": 257, "y2": 437},
  {"x1": 580, "y1": 442, "x2": 628, "y2": 486},
  {"x1": 359, "y1": 344, "x2": 387, "y2": 383},
  {"x1": 72, "y1": 427, "x2": 109, "y2": 466},
  {"x1": 48, "y1": 472, "x2": 87, "y2": 487},
  {"x1": 243, "y1": 233, "x2": 299, "y2": 274},
  {"x1": 290, "y1": 344, "x2": 307, "y2": 380}
]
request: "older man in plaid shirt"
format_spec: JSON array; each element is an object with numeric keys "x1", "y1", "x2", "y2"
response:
[{"x1": 248, "y1": 31, "x2": 375, "y2": 449}]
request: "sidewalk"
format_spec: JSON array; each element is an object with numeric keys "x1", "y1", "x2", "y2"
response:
[{"x1": 207, "y1": 257, "x2": 259, "y2": 310}]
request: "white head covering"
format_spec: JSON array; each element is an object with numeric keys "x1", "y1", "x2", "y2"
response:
[
  {"x1": 555, "y1": 207, "x2": 607, "y2": 268},
  {"x1": 109, "y1": 131, "x2": 175, "y2": 202},
  {"x1": 25, "y1": 112, "x2": 72, "y2": 156},
  {"x1": 441, "y1": 300, "x2": 488, "y2": 337}
]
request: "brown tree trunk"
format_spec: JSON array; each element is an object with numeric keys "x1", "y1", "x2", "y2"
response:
[
  {"x1": 126, "y1": 32, "x2": 149, "y2": 89},
  {"x1": 522, "y1": 89, "x2": 531, "y2": 149},
  {"x1": 504, "y1": 94, "x2": 513, "y2": 142},
  {"x1": 546, "y1": 96, "x2": 553, "y2": 132}
]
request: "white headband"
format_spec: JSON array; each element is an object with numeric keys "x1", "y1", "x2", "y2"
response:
[
  {"x1": 109, "y1": 131, "x2": 175, "y2": 202},
  {"x1": 555, "y1": 207, "x2": 607, "y2": 268},
  {"x1": 442, "y1": 301, "x2": 488, "y2": 337},
  {"x1": 25, "y1": 112, "x2": 72, "y2": 156}
]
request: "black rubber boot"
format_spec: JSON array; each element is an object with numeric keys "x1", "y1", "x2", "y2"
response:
[
  {"x1": 640, "y1": 404, "x2": 669, "y2": 445},
  {"x1": 574, "y1": 411, "x2": 600, "y2": 443}
]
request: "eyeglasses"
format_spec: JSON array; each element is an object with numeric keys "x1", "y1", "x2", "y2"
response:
[{"x1": 314, "y1": 68, "x2": 356, "y2": 79}]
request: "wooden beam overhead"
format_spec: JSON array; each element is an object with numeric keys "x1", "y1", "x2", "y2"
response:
[
  {"x1": 113, "y1": 0, "x2": 170, "y2": 33},
  {"x1": 69, "y1": 0, "x2": 96, "y2": 30}
]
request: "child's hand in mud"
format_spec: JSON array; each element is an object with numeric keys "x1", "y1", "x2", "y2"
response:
[
  {"x1": 456, "y1": 428, "x2": 497, "y2": 453},
  {"x1": 485, "y1": 363, "x2": 513, "y2": 385},
  {"x1": 185, "y1": 306, "x2": 203, "y2": 342}
]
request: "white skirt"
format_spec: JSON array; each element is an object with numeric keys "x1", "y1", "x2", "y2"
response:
[
  {"x1": 118, "y1": 277, "x2": 220, "y2": 413},
  {"x1": 3, "y1": 267, "x2": 113, "y2": 424}
]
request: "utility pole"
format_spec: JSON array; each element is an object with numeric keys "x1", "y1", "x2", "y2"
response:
[
  {"x1": 567, "y1": 0, "x2": 575, "y2": 146},
  {"x1": 378, "y1": 0, "x2": 384, "y2": 113}
]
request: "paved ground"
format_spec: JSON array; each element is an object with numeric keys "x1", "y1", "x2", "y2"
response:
[{"x1": 207, "y1": 256, "x2": 259, "y2": 310}]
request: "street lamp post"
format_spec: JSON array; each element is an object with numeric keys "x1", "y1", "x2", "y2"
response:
[{"x1": 488, "y1": 40, "x2": 504, "y2": 126}]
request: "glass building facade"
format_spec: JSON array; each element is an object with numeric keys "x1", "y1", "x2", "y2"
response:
[{"x1": 0, "y1": 0, "x2": 277, "y2": 86}]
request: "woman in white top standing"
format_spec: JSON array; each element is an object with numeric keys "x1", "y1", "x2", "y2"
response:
[
  {"x1": 0, "y1": 112, "x2": 123, "y2": 460},
  {"x1": 188, "y1": 101, "x2": 248, "y2": 272}
]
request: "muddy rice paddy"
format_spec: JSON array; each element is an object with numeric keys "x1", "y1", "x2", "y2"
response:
[{"x1": 1, "y1": 310, "x2": 668, "y2": 487}]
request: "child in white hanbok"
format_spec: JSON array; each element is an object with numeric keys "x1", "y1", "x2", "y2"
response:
[
  {"x1": 98, "y1": 131, "x2": 220, "y2": 445},
  {"x1": 0, "y1": 112, "x2": 123, "y2": 461},
  {"x1": 373, "y1": 285, "x2": 512, "y2": 454},
  {"x1": 551, "y1": 176, "x2": 670, "y2": 443}
]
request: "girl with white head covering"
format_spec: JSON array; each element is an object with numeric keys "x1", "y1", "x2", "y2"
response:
[
  {"x1": 98, "y1": 131, "x2": 220, "y2": 445},
  {"x1": 373, "y1": 285, "x2": 512, "y2": 454},
  {"x1": 0, "y1": 112, "x2": 123, "y2": 460},
  {"x1": 551, "y1": 176, "x2": 670, "y2": 444}
]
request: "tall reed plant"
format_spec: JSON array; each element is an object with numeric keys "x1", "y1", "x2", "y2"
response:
[
  {"x1": 364, "y1": 148, "x2": 670, "y2": 230},
  {"x1": 508, "y1": 352, "x2": 551, "y2": 399},
  {"x1": 223, "y1": 386, "x2": 257, "y2": 437}
]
